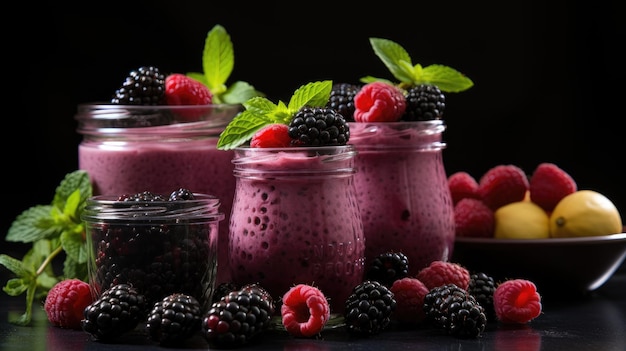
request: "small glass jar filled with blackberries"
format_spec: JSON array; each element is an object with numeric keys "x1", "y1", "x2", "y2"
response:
[{"x1": 82, "y1": 188, "x2": 224, "y2": 311}]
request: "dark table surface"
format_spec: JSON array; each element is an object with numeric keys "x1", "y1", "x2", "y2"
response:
[{"x1": 1, "y1": 271, "x2": 626, "y2": 351}]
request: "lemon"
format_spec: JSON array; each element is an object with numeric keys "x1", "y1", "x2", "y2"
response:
[
  {"x1": 549, "y1": 190, "x2": 623, "y2": 238},
  {"x1": 494, "y1": 201, "x2": 550, "y2": 239}
]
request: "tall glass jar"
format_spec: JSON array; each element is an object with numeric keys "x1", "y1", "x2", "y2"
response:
[
  {"x1": 82, "y1": 193, "x2": 224, "y2": 310},
  {"x1": 75, "y1": 103, "x2": 241, "y2": 285},
  {"x1": 229, "y1": 145, "x2": 365, "y2": 313},
  {"x1": 348, "y1": 121, "x2": 455, "y2": 275}
]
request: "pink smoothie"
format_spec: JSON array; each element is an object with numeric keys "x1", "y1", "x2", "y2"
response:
[
  {"x1": 348, "y1": 121, "x2": 456, "y2": 276},
  {"x1": 228, "y1": 146, "x2": 365, "y2": 313},
  {"x1": 76, "y1": 103, "x2": 240, "y2": 285}
]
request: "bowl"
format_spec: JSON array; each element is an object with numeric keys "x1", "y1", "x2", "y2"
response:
[{"x1": 451, "y1": 233, "x2": 626, "y2": 296}]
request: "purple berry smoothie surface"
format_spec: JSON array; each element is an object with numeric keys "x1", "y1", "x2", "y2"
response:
[
  {"x1": 228, "y1": 147, "x2": 365, "y2": 312},
  {"x1": 348, "y1": 121, "x2": 456, "y2": 276}
]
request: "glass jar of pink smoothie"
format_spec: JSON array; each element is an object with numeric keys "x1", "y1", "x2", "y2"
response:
[
  {"x1": 229, "y1": 145, "x2": 365, "y2": 313},
  {"x1": 348, "y1": 120, "x2": 455, "y2": 276},
  {"x1": 75, "y1": 103, "x2": 242, "y2": 285}
]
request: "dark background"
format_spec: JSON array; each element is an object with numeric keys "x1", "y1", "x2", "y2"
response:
[{"x1": 3, "y1": 1, "x2": 624, "y2": 256}]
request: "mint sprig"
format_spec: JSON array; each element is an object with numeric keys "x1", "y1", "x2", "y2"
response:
[
  {"x1": 217, "y1": 80, "x2": 332, "y2": 150},
  {"x1": 361, "y1": 37, "x2": 474, "y2": 93},
  {"x1": 187, "y1": 24, "x2": 264, "y2": 104},
  {"x1": 0, "y1": 170, "x2": 92, "y2": 326}
]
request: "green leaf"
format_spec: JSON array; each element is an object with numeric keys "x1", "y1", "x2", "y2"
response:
[
  {"x1": 367, "y1": 37, "x2": 474, "y2": 93},
  {"x1": 287, "y1": 81, "x2": 332, "y2": 112},
  {"x1": 222, "y1": 81, "x2": 265, "y2": 104},
  {"x1": 421, "y1": 64, "x2": 474, "y2": 92},
  {"x1": 3, "y1": 277, "x2": 30, "y2": 296},
  {"x1": 60, "y1": 228, "x2": 87, "y2": 264},
  {"x1": 0, "y1": 254, "x2": 33, "y2": 279},
  {"x1": 216, "y1": 110, "x2": 274, "y2": 150},
  {"x1": 369, "y1": 38, "x2": 414, "y2": 83},
  {"x1": 6, "y1": 205, "x2": 57, "y2": 243},
  {"x1": 52, "y1": 170, "x2": 91, "y2": 208},
  {"x1": 63, "y1": 254, "x2": 88, "y2": 282},
  {"x1": 202, "y1": 24, "x2": 234, "y2": 95}
]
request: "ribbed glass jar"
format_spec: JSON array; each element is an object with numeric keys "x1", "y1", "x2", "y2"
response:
[
  {"x1": 82, "y1": 193, "x2": 224, "y2": 310},
  {"x1": 228, "y1": 145, "x2": 365, "y2": 313},
  {"x1": 75, "y1": 103, "x2": 241, "y2": 285},
  {"x1": 348, "y1": 120, "x2": 456, "y2": 275}
]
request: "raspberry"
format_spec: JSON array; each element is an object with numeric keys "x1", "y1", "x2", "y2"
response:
[
  {"x1": 448, "y1": 171, "x2": 480, "y2": 205},
  {"x1": 389, "y1": 277, "x2": 429, "y2": 324},
  {"x1": 454, "y1": 198, "x2": 495, "y2": 238},
  {"x1": 44, "y1": 279, "x2": 94, "y2": 330},
  {"x1": 165, "y1": 74, "x2": 213, "y2": 105},
  {"x1": 353, "y1": 81, "x2": 406, "y2": 122},
  {"x1": 478, "y1": 164, "x2": 529, "y2": 211},
  {"x1": 250, "y1": 123, "x2": 293, "y2": 148},
  {"x1": 493, "y1": 279, "x2": 542, "y2": 324},
  {"x1": 281, "y1": 284, "x2": 331, "y2": 338},
  {"x1": 529, "y1": 163, "x2": 577, "y2": 212},
  {"x1": 416, "y1": 261, "x2": 470, "y2": 290}
]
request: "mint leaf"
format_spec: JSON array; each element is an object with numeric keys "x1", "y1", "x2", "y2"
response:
[
  {"x1": 287, "y1": 80, "x2": 332, "y2": 112},
  {"x1": 365, "y1": 37, "x2": 474, "y2": 93},
  {"x1": 61, "y1": 228, "x2": 87, "y2": 264},
  {"x1": 369, "y1": 37, "x2": 415, "y2": 84},
  {"x1": 217, "y1": 110, "x2": 275, "y2": 150},
  {"x1": 202, "y1": 24, "x2": 234, "y2": 99},
  {"x1": 222, "y1": 81, "x2": 265, "y2": 104},
  {"x1": 3, "y1": 277, "x2": 30, "y2": 296},
  {"x1": 6, "y1": 205, "x2": 56, "y2": 243},
  {"x1": 421, "y1": 64, "x2": 474, "y2": 92},
  {"x1": 0, "y1": 254, "x2": 32, "y2": 279},
  {"x1": 187, "y1": 25, "x2": 263, "y2": 105},
  {"x1": 52, "y1": 170, "x2": 91, "y2": 208}
]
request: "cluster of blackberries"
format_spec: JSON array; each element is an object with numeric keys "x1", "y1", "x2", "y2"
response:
[
  {"x1": 82, "y1": 284, "x2": 204, "y2": 345},
  {"x1": 91, "y1": 189, "x2": 214, "y2": 309}
]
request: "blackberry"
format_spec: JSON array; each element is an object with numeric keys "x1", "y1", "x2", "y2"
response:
[
  {"x1": 365, "y1": 251, "x2": 409, "y2": 287},
  {"x1": 344, "y1": 280, "x2": 397, "y2": 336},
  {"x1": 201, "y1": 285, "x2": 276, "y2": 348},
  {"x1": 326, "y1": 83, "x2": 361, "y2": 121},
  {"x1": 423, "y1": 284, "x2": 487, "y2": 338},
  {"x1": 146, "y1": 293, "x2": 203, "y2": 345},
  {"x1": 111, "y1": 66, "x2": 165, "y2": 105},
  {"x1": 169, "y1": 188, "x2": 195, "y2": 201},
  {"x1": 212, "y1": 282, "x2": 240, "y2": 304},
  {"x1": 81, "y1": 283, "x2": 147, "y2": 340},
  {"x1": 402, "y1": 84, "x2": 445, "y2": 121},
  {"x1": 288, "y1": 107, "x2": 350, "y2": 146},
  {"x1": 468, "y1": 272, "x2": 497, "y2": 321}
]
